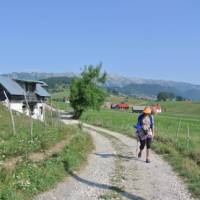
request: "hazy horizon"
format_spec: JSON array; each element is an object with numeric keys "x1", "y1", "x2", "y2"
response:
[{"x1": 1, "y1": 71, "x2": 200, "y2": 86}]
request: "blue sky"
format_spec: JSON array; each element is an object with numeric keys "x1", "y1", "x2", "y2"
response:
[{"x1": 0, "y1": 0, "x2": 200, "y2": 84}]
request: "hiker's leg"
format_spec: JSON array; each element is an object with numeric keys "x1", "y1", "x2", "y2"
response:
[
  {"x1": 138, "y1": 139, "x2": 145, "y2": 157},
  {"x1": 140, "y1": 139, "x2": 145, "y2": 150},
  {"x1": 146, "y1": 148, "x2": 150, "y2": 160},
  {"x1": 146, "y1": 138, "x2": 152, "y2": 161}
]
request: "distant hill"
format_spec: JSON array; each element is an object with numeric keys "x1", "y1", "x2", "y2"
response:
[
  {"x1": 2, "y1": 72, "x2": 200, "y2": 100},
  {"x1": 106, "y1": 75, "x2": 200, "y2": 100},
  {"x1": 40, "y1": 76, "x2": 72, "y2": 92},
  {"x1": 110, "y1": 83, "x2": 180, "y2": 99},
  {"x1": 2, "y1": 72, "x2": 75, "y2": 81}
]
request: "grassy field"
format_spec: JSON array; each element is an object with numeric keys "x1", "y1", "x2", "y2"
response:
[
  {"x1": 0, "y1": 103, "x2": 93, "y2": 199},
  {"x1": 51, "y1": 90, "x2": 70, "y2": 99},
  {"x1": 50, "y1": 100, "x2": 72, "y2": 111},
  {"x1": 0, "y1": 103, "x2": 71, "y2": 160},
  {"x1": 49, "y1": 90, "x2": 72, "y2": 111},
  {"x1": 160, "y1": 101, "x2": 200, "y2": 117},
  {"x1": 81, "y1": 101, "x2": 200, "y2": 198},
  {"x1": 106, "y1": 95, "x2": 154, "y2": 106}
]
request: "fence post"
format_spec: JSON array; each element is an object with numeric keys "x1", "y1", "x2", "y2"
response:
[
  {"x1": 24, "y1": 92, "x2": 33, "y2": 137},
  {"x1": 50, "y1": 97, "x2": 53, "y2": 127},
  {"x1": 59, "y1": 109, "x2": 62, "y2": 128},
  {"x1": 157, "y1": 122, "x2": 159, "y2": 135},
  {"x1": 43, "y1": 102, "x2": 47, "y2": 132},
  {"x1": 176, "y1": 120, "x2": 181, "y2": 146},
  {"x1": 166, "y1": 122, "x2": 171, "y2": 132},
  {"x1": 186, "y1": 125, "x2": 190, "y2": 152},
  {"x1": 3, "y1": 91, "x2": 16, "y2": 135}
]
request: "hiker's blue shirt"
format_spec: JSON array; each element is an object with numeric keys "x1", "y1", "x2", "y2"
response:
[
  {"x1": 134, "y1": 114, "x2": 154, "y2": 130},
  {"x1": 134, "y1": 114, "x2": 154, "y2": 140}
]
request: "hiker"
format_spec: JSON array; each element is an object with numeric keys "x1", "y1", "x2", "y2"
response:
[{"x1": 135, "y1": 107, "x2": 154, "y2": 163}]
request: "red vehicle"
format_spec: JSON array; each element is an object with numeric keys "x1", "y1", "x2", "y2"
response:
[
  {"x1": 111, "y1": 102, "x2": 129, "y2": 110},
  {"x1": 118, "y1": 103, "x2": 129, "y2": 110}
]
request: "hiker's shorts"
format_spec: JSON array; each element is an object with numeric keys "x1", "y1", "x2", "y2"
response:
[{"x1": 140, "y1": 138, "x2": 152, "y2": 150}]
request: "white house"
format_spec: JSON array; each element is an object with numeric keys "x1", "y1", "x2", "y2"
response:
[
  {"x1": 151, "y1": 104, "x2": 162, "y2": 113},
  {"x1": 0, "y1": 76, "x2": 50, "y2": 121}
]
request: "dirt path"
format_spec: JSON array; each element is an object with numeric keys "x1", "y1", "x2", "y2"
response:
[{"x1": 36, "y1": 117, "x2": 194, "y2": 200}]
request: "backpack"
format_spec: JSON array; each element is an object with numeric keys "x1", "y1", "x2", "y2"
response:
[{"x1": 135, "y1": 114, "x2": 153, "y2": 135}]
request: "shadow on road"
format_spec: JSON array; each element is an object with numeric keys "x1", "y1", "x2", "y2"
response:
[
  {"x1": 63, "y1": 161, "x2": 145, "y2": 200},
  {"x1": 95, "y1": 153, "x2": 145, "y2": 163},
  {"x1": 60, "y1": 116, "x2": 73, "y2": 120}
]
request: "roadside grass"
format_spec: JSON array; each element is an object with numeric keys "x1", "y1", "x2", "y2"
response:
[
  {"x1": 81, "y1": 108, "x2": 200, "y2": 198},
  {"x1": 0, "y1": 103, "x2": 73, "y2": 161},
  {"x1": 0, "y1": 131, "x2": 93, "y2": 200}
]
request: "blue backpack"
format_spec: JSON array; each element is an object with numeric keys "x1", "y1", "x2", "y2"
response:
[{"x1": 134, "y1": 114, "x2": 153, "y2": 131}]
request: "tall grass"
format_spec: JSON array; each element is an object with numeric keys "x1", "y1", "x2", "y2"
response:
[
  {"x1": 0, "y1": 103, "x2": 73, "y2": 161},
  {"x1": 0, "y1": 131, "x2": 93, "y2": 200}
]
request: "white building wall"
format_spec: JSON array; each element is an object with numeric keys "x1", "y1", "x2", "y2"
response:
[
  {"x1": 9, "y1": 102, "x2": 24, "y2": 114},
  {"x1": 32, "y1": 103, "x2": 44, "y2": 121},
  {"x1": 156, "y1": 109, "x2": 162, "y2": 113},
  {"x1": 4, "y1": 100, "x2": 44, "y2": 121}
]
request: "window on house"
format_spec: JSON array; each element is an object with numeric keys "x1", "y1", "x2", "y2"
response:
[
  {"x1": 22, "y1": 104, "x2": 26, "y2": 112},
  {"x1": 40, "y1": 106, "x2": 43, "y2": 114}
]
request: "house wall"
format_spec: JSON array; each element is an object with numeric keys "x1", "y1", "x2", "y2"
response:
[
  {"x1": 4, "y1": 101, "x2": 44, "y2": 121},
  {"x1": 9, "y1": 102, "x2": 25, "y2": 114},
  {"x1": 156, "y1": 109, "x2": 162, "y2": 113},
  {"x1": 32, "y1": 103, "x2": 44, "y2": 121}
]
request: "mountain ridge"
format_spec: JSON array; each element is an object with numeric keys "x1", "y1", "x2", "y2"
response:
[{"x1": 1, "y1": 72, "x2": 200, "y2": 100}]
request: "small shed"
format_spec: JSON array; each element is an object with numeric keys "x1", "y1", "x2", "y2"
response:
[{"x1": 132, "y1": 106, "x2": 146, "y2": 113}]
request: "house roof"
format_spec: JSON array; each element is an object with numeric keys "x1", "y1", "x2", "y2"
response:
[
  {"x1": 35, "y1": 84, "x2": 50, "y2": 97},
  {"x1": 132, "y1": 106, "x2": 146, "y2": 111},
  {"x1": 0, "y1": 76, "x2": 25, "y2": 95},
  {"x1": 13, "y1": 78, "x2": 47, "y2": 85},
  {"x1": 0, "y1": 76, "x2": 50, "y2": 97}
]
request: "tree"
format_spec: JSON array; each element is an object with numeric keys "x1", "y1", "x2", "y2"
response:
[
  {"x1": 176, "y1": 96, "x2": 185, "y2": 101},
  {"x1": 70, "y1": 63, "x2": 107, "y2": 119},
  {"x1": 157, "y1": 91, "x2": 175, "y2": 101}
]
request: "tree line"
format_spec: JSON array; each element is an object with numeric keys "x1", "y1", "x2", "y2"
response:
[{"x1": 157, "y1": 91, "x2": 186, "y2": 101}]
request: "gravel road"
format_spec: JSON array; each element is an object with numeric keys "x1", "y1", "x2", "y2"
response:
[{"x1": 36, "y1": 118, "x2": 195, "y2": 200}]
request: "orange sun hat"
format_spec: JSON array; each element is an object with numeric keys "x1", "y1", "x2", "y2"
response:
[{"x1": 143, "y1": 107, "x2": 152, "y2": 114}]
